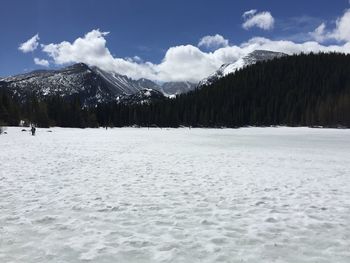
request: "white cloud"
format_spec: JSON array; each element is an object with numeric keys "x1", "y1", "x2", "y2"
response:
[
  {"x1": 309, "y1": 23, "x2": 327, "y2": 42},
  {"x1": 198, "y1": 34, "x2": 229, "y2": 50},
  {"x1": 132, "y1": 56, "x2": 142, "y2": 62},
  {"x1": 34, "y1": 58, "x2": 49, "y2": 67},
  {"x1": 243, "y1": 9, "x2": 257, "y2": 18},
  {"x1": 39, "y1": 25, "x2": 350, "y2": 83},
  {"x1": 330, "y1": 9, "x2": 350, "y2": 41},
  {"x1": 19, "y1": 34, "x2": 40, "y2": 53},
  {"x1": 242, "y1": 10, "x2": 275, "y2": 30},
  {"x1": 310, "y1": 9, "x2": 350, "y2": 42},
  {"x1": 125, "y1": 56, "x2": 143, "y2": 63},
  {"x1": 240, "y1": 37, "x2": 350, "y2": 55},
  {"x1": 42, "y1": 30, "x2": 111, "y2": 65}
]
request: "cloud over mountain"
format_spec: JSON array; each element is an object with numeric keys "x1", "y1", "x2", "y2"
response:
[
  {"x1": 17, "y1": 9, "x2": 350, "y2": 83},
  {"x1": 198, "y1": 34, "x2": 229, "y2": 49},
  {"x1": 19, "y1": 34, "x2": 40, "y2": 53},
  {"x1": 34, "y1": 58, "x2": 49, "y2": 67}
]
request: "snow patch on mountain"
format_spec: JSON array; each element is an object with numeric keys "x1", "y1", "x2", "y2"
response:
[
  {"x1": 0, "y1": 63, "x2": 153, "y2": 105},
  {"x1": 119, "y1": 88, "x2": 165, "y2": 105},
  {"x1": 160, "y1": 81, "x2": 197, "y2": 95},
  {"x1": 0, "y1": 63, "x2": 197, "y2": 106},
  {"x1": 199, "y1": 50, "x2": 287, "y2": 87}
]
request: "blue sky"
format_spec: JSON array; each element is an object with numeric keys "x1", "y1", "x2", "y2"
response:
[{"x1": 1, "y1": 0, "x2": 350, "y2": 81}]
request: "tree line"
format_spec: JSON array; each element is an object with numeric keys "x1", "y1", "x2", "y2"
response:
[{"x1": 1, "y1": 53, "x2": 350, "y2": 128}]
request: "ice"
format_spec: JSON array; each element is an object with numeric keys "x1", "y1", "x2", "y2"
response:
[{"x1": 1, "y1": 127, "x2": 350, "y2": 262}]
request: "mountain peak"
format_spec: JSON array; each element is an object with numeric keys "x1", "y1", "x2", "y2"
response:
[
  {"x1": 199, "y1": 50, "x2": 288, "y2": 87},
  {"x1": 64, "y1": 62, "x2": 91, "y2": 71},
  {"x1": 243, "y1": 50, "x2": 287, "y2": 64},
  {"x1": 0, "y1": 63, "x2": 197, "y2": 106},
  {"x1": 249, "y1": 49, "x2": 286, "y2": 56}
]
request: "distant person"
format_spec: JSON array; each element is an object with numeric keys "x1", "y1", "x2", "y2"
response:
[{"x1": 31, "y1": 126, "x2": 36, "y2": 136}]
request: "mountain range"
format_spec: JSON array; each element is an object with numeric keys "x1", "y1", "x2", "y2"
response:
[
  {"x1": 0, "y1": 50, "x2": 286, "y2": 105},
  {"x1": 1, "y1": 52, "x2": 349, "y2": 128},
  {"x1": 0, "y1": 63, "x2": 195, "y2": 106}
]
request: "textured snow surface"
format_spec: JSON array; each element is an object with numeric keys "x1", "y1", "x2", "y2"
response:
[{"x1": 1, "y1": 127, "x2": 350, "y2": 263}]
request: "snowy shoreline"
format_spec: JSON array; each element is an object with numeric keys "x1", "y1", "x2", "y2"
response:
[{"x1": 1, "y1": 125, "x2": 350, "y2": 131}]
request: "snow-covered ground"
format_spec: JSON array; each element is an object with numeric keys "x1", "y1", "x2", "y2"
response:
[{"x1": 1, "y1": 127, "x2": 350, "y2": 263}]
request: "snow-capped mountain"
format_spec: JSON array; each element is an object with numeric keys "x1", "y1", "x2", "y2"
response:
[
  {"x1": 160, "y1": 82, "x2": 197, "y2": 95},
  {"x1": 136, "y1": 78, "x2": 162, "y2": 91},
  {"x1": 199, "y1": 50, "x2": 287, "y2": 87},
  {"x1": 0, "y1": 63, "x2": 140, "y2": 105},
  {"x1": 0, "y1": 63, "x2": 195, "y2": 105},
  {"x1": 118, "y1": 88, "x2": 165, "y2": 105},
  {"x1": 91, "y1": 66, "x2": 151, "y2": 95}
]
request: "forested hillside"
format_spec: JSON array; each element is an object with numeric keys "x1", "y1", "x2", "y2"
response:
[
  {"x1": 169, "y1": 53, "x2": 350, "y2": 127},
  {"x1": 1, "y1": 53, "x2": 350, "y2": 128}
]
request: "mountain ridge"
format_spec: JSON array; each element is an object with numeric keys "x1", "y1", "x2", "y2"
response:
[
  {"x1": 0, "y1": 63, "x2": 197, "y2": 105},
  {"x1": 198, "y1": 50, "x2": 287, "y2": 87},
  {"x1": 0, "y1": 50, "x2": 287, "y2": 106},
  {"x1": 1, "y1": 52, "x2": 349, "y2": 128}
]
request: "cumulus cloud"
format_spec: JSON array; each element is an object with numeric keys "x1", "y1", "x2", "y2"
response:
[
  {"x1": 19, "y1": 34, "x2": 40, "y2": 53},
  {"x1": 240, "y1": 37, "x2": 350, "y2": 55},
  {"x1": 42, "y1": 30, "x2": 111, "y2": 65},
  {"x1": 38, "y1": 22, "x2": 350, "y2": 83},
  {"x1": 40, "y1": 30, "x2": 239, "y2": 82},
  {"x1": 198, "y1": 34, "x2": 229, "y2": 49},
  {"x1": 34, "y1": 58, "x2": 49, "y2": 67},
  {"x1": 132, "y1": 56, "x2": 142, "y2": 62},
  {"x1": 242, "y1": 10, "x2": 275, "y2": 30},
  {"x1": 243, "y1": 9, "x2": 257, "y2": 18},
  {"x1": 310, "y1": 23, "x2": 327, "y2": 42},
  {"x1": 310, "y1": 9, "x2": 350, "y2": 42}
]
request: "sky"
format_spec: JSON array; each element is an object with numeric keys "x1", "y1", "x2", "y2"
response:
[{"x1": 1, "y1": 0, "x2": 350, "y2": 82}]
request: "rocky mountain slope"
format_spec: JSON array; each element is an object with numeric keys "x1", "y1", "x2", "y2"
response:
[
  {"x1": 160, "y1": 82, "x2": 197, "y2": 95},
  {"x1": 0, "y1": 63, "x2": 196, "y2": 105},
  {"x1": 199, "y1": 50, "x2": 287, "y2": 87},
  {"x1": 0, "y1": 50, "x2": 286, "y2": 106}
]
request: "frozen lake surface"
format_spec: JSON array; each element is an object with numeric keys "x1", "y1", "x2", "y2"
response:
[{"x1": 1, "y1": 127, "x2": 350, "y2": 263}]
